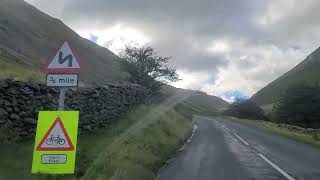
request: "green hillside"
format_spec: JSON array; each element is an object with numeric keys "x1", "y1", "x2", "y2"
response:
[
  {"x1": 251, "y1": 47, "x2": 320, "y2": 106},
  {"x1": 0, "y1": 0, "x2": 129, "y2": 84},
  {"x1": 159, "y1": 85, "x2": 229, "y2": 115}
]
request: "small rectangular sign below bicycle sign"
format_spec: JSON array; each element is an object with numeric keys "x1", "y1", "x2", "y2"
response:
[
  {"x1": 41, "y1": 154, "x2": 67, "y2": 164},
  {"x1": 31, "y1": 111, "x2": 79, "y2": 174}
]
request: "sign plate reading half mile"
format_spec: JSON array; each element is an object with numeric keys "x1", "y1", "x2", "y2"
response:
[{"x1": 46, "y1": 74, "x2": 79, "y2": 87}]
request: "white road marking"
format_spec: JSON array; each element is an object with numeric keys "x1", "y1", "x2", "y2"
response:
[
  {"x1": 258, "y1": 154, "x2": 295, "y2": 180},
  {"x1": 189, "y1": 124, "x2": 197, "y2": 141},
  {"x1": 233, "y1": 133, "x2": 250, "y2": 146},
  {"x1": 214, "y1": 120, "x2": 249, "y2": 146},
  {"x1": 213, "y1": 118, "x2": 295, "y2": 180}
]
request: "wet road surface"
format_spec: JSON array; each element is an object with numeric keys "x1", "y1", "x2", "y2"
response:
[{"x1": 156, "y1": 116, "x2": 320, "y2": 180}]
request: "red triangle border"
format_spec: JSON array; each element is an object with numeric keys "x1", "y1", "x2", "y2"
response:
[
  {"x1": 44, "y1": 39, "x2": 82, "y2": 74},
  {"x1": 36, "y1": 117, "x2": 74, "y2": 151}
]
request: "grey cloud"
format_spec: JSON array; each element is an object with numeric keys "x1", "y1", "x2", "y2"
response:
[
  {"x1": 26, "y1": 0, "x2": 270, "y2": 73},
  {"x1": 255, "y1": 0, "x2": 320, "y2": 48},
  {"x1": 25, "y1": 0, "x2": 320, "y2": 96},
  {"x1": 61, "y1": 0, "x2": 266, "y2": 39},
  {"x1": 172, "y1": 53, "x2": 229, "y2": 72}
]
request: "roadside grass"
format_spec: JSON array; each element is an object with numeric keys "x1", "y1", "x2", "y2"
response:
[
  {"x1": 0, "y1": 60, "x2": 44, "y2": 81},
  {"x1": 0, "y1": 104, "x2": 193, "y2": 180},
  {"x1": 80, "y1": 105, "x2": 192, "y2": 180},
  {"x1": 225, "y1": 116, "x2": 320, "y2": 150}
]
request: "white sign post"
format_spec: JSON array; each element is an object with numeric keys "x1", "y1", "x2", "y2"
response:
[{"x1": 45, "y1": 40, "x2": 81, "y2": 110}]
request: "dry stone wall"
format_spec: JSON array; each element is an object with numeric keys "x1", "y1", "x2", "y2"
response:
[{"x1": 0, "y1": 79, "x2": 150, "y2": 142}]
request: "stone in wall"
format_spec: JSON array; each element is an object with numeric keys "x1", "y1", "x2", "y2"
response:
[{"x1": 0, "y1": 79, "x2": 150, "y2": 142}]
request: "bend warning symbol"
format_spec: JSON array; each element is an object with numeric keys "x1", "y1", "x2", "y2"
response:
[
  {"x1": 46, "y1": 40, "x2": 81, "y2": 73},
  {"x1": 36, "y1": 117, "x2": 74, "y2": 151}
]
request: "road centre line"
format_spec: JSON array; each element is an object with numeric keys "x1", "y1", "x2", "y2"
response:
[
  {"x1": 232, "y1": 132, "x2": 250, "y2": 146},
  {"x1": 258, "y1": 154, "x2": 295, "y2": 180},
  {"x1": 215, "y1": 121, "x2": 249, "y2": 146},
  {"x1": 215, "y1": 119, "x2": 295, "y2": 180}
]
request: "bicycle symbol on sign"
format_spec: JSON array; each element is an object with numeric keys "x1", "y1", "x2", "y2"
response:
[{"x1": 45, "y1": 135, "x2": 65, "y2": 145}]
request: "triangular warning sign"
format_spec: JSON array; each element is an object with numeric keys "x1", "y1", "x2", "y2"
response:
[
  {"x1": 46, "y1": 40, "x2": 81, "y2": 73},
  {"x1": 36, "y1": 117, "x2": 74, "y2": 151}
]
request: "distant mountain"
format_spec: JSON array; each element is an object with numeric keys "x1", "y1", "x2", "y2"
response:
[
  {"x1": 251, "y1": 47, "x2": 320, "y2": 106},
  {"x1": 0, "y1": 0, "x2": 129, "y2": 84}
]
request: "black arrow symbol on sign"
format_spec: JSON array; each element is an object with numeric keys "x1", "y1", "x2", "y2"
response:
[{"x1": 58, "y1": 51, "x2": 73, "y2": 67}]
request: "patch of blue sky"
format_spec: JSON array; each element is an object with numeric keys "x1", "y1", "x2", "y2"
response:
[
  {"x1": 223, "y1": 90, "x2": 248, "y2": 100},
  {"x1": 89, "y1": 34, "x2": 98, "y2": 44}
]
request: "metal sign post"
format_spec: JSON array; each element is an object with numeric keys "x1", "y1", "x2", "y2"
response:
[{"x1": 58, "y1": 88, "x2": 66, "y2": 111}]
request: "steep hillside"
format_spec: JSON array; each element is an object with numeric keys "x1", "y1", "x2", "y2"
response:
[
  {"x1": 0, "y1": 0, "x2": 129, "y2": 84},
  {"x1": 251, "y1": 47, "x2": 320, "y2": 106},
  {"x1": 159, "y1": 85, "x2": 229, "y2": 116}
]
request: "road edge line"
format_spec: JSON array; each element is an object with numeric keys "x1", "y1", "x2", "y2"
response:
[{"x1": 156, "y1": 123, "x2": 197, "y2": 179}]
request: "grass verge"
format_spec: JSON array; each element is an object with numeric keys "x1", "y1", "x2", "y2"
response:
[
  {"x1": 0, "y1": 104, "x2": 193, "y2": 180},
  {"x1": 225, "y1": 116, "x2": 320, "y2": 150},
  {"x1": 0, "y1": 60, "x2": 44, "y2": 81}
]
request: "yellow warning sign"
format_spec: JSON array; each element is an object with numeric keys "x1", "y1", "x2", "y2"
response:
[{"x1": 31, "y1": 111, "x2": 79, "y2": 174}]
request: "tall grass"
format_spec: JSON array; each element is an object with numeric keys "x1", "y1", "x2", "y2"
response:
[{"x1": 0, "y1": 104, "x2": 193, "y2": 180}]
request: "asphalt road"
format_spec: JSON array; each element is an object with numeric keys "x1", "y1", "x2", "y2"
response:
[{"x1": 156, "y1": 116, "x2": 320, "y2": 180}]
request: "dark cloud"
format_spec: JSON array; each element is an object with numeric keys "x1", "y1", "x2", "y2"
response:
[
  {"x1": 60, "y1": 1, "x2": 270, "y2": 54},
  {"x1": 24, "y1": 0, "x2": 320, "y2": 97},
  {"x1": 26, "y1": 0, "x2": 269, "y2": 73},
  {"x1": 61, "y1": 0, "x2": 267, "y2": 40}
]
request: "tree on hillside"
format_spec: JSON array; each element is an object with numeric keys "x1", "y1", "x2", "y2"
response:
[
  {"x1": 121, "y1": 46, "x2": 179, "y2": 91},
  {"x1": 225, "y1": 98, "x2": 268, "y2": 120},
  {"x1": 273, "y1": 83, "x2": 320, "y2": 128}
]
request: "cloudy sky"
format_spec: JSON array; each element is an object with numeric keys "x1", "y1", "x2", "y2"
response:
[{"x1": 25, "y1": 0, "x2": 320, "y2": 102}]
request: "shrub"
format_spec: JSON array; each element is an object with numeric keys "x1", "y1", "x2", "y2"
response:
[
  {"x1": 225, "y1": 98, "x2": 268, "y2": 120},
  {"x1": 273, "y1": 83, "x2": 320, "y2": 128},
  {"x1": 120, "y1": 46, "x2": 179, "y2": 92}
]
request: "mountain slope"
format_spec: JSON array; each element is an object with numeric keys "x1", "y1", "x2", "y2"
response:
[
  {"x1": 251, "y1": 47, "x2": 320, "y2": 105},
  {"x1": 0, "y1": 0, "x2": 129, "y2": 84},
  {"x1": 0, "y1": 0, "x2": 230, "y2": 109}
]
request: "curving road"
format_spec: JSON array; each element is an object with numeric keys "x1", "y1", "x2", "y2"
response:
[{"x1": 156, "y1": 116, "x2": 320, "y2": 180}]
